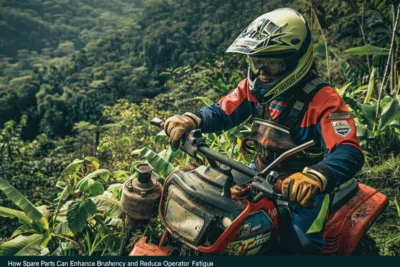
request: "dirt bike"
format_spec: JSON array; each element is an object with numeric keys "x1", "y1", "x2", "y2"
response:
[{"x1": 119, "y1": 118, "x2": 388, "y2": 256}]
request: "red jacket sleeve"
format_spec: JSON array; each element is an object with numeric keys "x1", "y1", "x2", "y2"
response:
[{"x1": 304, "y1": 86, "x2": 364, "y2": 188}]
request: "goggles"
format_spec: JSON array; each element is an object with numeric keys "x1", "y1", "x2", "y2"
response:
[{"x1": 247, "y1": 56, "x2": 287, "y2": 76}]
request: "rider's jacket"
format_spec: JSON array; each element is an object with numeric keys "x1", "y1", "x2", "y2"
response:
[{"x1": 198, "y1": 78, "x2": 364, "y2": 187}]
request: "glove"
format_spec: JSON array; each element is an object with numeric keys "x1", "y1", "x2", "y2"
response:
[
  {"x1": 281, "y1": 172, "x2": 324, "y2": 208},
  {"x1": 164, "y1": 113, "x2": 200, "y2": 151}
]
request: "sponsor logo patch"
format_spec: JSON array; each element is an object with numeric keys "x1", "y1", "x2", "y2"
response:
[
  {"x1": 332, "y1": 120, "x2": 352, "y2": 137},
  {"x1": 328, "y1": 113, "x2": 351, "y2": 119}
]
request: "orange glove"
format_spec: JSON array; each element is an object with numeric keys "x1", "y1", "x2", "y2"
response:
[
  {"x1": 281, "y1": 172, "x2": 324, "y2": 208},
  {"x1": 164, "y1": 113, "x2": 200, "y2": 151}
]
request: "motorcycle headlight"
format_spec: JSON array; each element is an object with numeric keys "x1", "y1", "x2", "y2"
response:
[{"x1": 165, "y1": 198, "x2": 204, "y2": 241}]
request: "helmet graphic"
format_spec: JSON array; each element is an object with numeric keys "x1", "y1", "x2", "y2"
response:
[{"x1": 226, "y1": 8, "x2": 313, "y2": 104}]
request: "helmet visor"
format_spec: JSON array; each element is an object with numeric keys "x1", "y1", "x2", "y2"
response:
[{"x1": 247, "y1": 56, "x2": 287, "y2": 76}]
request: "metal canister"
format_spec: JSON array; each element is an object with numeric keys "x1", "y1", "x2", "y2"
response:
[{"x1": 120, "y1": 163, "x2": 162, "y2": 220}]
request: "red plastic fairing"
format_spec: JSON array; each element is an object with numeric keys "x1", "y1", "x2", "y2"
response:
[
  {"x1": 322, "y1": 183, "x2": 388, "y2": 255},
  {"x1": 129, "y1": 236, "x2": 173, "y2": 256},
  {"x1": 197, "y1": 197, "x2": 278, "y2": 254}
]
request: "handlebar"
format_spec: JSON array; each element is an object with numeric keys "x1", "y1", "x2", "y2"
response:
[
  {"x1": 151, "y1": 118, "x2": 313, "y2": 203},
  {"x1": 151, "y1": 117, "x2": 259, "y2": 176}
]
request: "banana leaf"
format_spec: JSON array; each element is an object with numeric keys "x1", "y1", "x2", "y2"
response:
[
  {"x1": 51, "y1": 242, "x2": 79, "y2": 256},
  {"x1": 132, "y1": 147, "x2": 175, "y2": 178},
  {"x1": 345, "y1": 44, "x2": 389, "y2": 56},
  {"x1": 106, "y1": 183, "x2": 122, "y2": 199},
  {"x1": 364, "y1": 68, "x2": 375, "y2": 104},
  {"x1": 54, "y1": 221, "x2": 73, "y2": 236},
  {"x1": 356, "y1": 124, "x2": 374, "y2": 140},
  {"x1": 336, "y1": 83, "x2": 352, "y2": 96},
  {"x1": 83, "y1": 169, "x2": 111, "y2": 182},
  {"x1": 379, "y1": 96, "x2": 400, "y2": 130},
  {"x1": 0, "y1": 206, "x2": 33, "y2": 225},
  {"x1": 92, "y1": 192, "x2": 122, "y2": 218},
  {"x1": 0, "y1": 178, "x2": 48, "y2": 230},
  {"x1": 361, "y1": 103, "x2": 377, "y2": 129},
  {"x1": 0, "y1": 234, "x2": 43, "y2": 256}
]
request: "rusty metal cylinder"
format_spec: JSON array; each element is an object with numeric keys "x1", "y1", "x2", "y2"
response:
[
  {"x1": 136, "y1": 163, "x2": 152, "y2": 184},
  {"x1": 120, "y1": 163, "x2": 162, "y2": 220}
]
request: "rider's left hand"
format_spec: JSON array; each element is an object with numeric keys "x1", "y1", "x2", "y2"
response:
[{"x1": 281, "y1": 172, "x2": 324, "y2": 208}]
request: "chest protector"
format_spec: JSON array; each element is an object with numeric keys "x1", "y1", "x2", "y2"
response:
[{"x1": 249, "y1": 77, "x2": 329, "y2": 172}]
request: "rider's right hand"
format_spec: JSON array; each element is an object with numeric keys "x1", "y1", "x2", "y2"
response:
[{"x1": 164, "y1": 114, "x2": 200, "y2": 151}]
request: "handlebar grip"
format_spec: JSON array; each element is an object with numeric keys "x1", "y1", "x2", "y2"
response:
[
  {"x1": 274, "y1": 179, "x2": 283, "y2": 193},
  {"x1": 151, "y1": 118, "x2": 164, "y2": 129}
]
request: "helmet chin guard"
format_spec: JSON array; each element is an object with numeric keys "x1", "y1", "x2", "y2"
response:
[{"x1": 248, "y1": 68, "x2": 290, "y2": 103}]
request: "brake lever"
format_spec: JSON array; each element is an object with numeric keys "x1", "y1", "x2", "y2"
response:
[
  {"x1": 251, "y1": 182, "x2": 286, "y2": 202},
  {"x1": 249, "y1": 170, "x2": 289, "y2": 203}
]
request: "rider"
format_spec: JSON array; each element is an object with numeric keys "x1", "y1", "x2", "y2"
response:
[{"x1": 163, "y1": 8, "x2": 364, "y2": 252}]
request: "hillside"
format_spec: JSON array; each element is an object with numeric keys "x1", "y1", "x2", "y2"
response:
[{"x1": 0, "y1": 0, "x2": 399, "y2": 256}]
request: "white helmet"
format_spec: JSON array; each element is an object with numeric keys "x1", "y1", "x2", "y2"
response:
[{"x1": 226, "y1": 8, "x2": 313, "y2": 104}]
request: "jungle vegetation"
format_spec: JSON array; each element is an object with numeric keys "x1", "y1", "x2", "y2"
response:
[{"x1": 0, "y1": 0, "x2": 400, "y2": 256}]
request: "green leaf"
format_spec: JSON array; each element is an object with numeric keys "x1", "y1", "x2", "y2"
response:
[
  {"x1": 0, "y1": 234, "x2": 43, "y2": 256},
  {"x1": 336, "y1": 83, "x2": 352, "y2": 96},
  {"x1": 0, "y1": 206, "x2": 33, "y2": 225},
  {"x1": 92, "y1": 192, "x2": 122, "y2": 218},
  {"x1": 11, "y1": 224, "x2": 36, "y2": 238},
  {"x1": 394, "y1": 199, "x2": 400, "y2": 217},
  {"x1": 84, "y1": 157, "x2": 100, "y2": 170},
  {"x1": 54, "y1": 183, "x2": 71, "y2": 206},
  {"x1": 154, "y1": 130, "x2": 168, "y2": 143},
  {"x1": 0, "y1": 178, "x2": 47, "y2": 230},
  {"x1": 379, "y1": 96, "x2": 400, "y2": 130},
  {"x1": 191, "y1": 96, "x2": 214, "y2": 105},
  {"x1": 36, "y1": 205, "x2": 50, "y2": 220},
  {"x1": 116, "y1": 137, "x2": 131, "y2": 148},
  {"x1": 364, "y1": 68, "x2": 375, "y2": 104},
  {"x1": 51, "y1": 242, "x2": 78, "y2": 256},
  {"x1": 55, "y1": 200, "x2": 72, "y2": 223},
  {"x1": 59, "y1": 159, "x2": 85, "y2": 180},
  {"x1": 345, "y1": 44, "x2": 389, "y2": 56},
  {"x1": 355, "y1": 123, "x2": 374, "y2": 140},
  {"x1": 76, "y1": 178, "x2": 104, "y2": 196},
  {"x1": 112, "y1": 170, "x2": 130, "y2": 181},
  {"x1": 158, "y1": 148, "x2": 172, "y2": 162},
  {"x1": 88, "y1": 181, "x2": 104, "y2": 196},
  {"x1": 97, "y1": 140, "x2": 112, "y2": 152},
  {"x1": 84, "y1": 169, "x2": 111, "y2": 182},
  {"x1": 106, "y1": 218, "x2": 123, "y2": 227},
  {"x1": 361, "y1": 103, "x2": 377, "y2": 129},
  {"x1": 56, "y1": 180, "x2": 67, "y2": 190},
  {"x1": 132, "y1": 147, "x2": 174, "y2": 178},
  {"x1": 106, "y1": 183, "x2": 122, "y2": 199},
  {"x1": 14, "y1": 239, "x2": 45, "y2": 256},
  {"x1": 93, "y1": 215, "x2": 121, "y2": 251},
  {"x1": 67, "y1": 199, "x2": 97, "y2": 235},
  {"x1": 54, "y1": 221, "x2": 72, "y2": 236}
]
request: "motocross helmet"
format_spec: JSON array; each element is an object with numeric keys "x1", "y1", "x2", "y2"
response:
[{"x1": 226, "y1": 8, "x2": 313, "y2": 104}]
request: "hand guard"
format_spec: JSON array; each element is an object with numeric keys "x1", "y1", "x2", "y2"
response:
[
  {"x1": 164, "y1": 113, "x2": 200, "y2": 151},
  {"x1": 281, "y1": 172, "x2": 324, "y2": 208}
]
